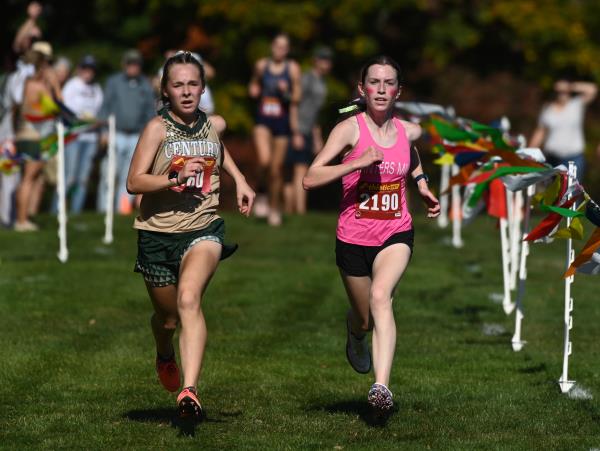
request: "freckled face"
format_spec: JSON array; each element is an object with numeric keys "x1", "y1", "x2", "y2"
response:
[
  {"x1": 359, "y1": 64, "x2": 400, "y2": 112},
  {"x1": 164, "y1": 63, "x2": 204, "y2": 115}
]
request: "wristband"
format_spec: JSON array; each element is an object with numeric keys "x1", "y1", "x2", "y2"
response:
[
  {"x1": 414, "y1": 173, "x2": 429, "y2": 185},
  {"x1": 168, "y1": 170, "x2": 180, "y2": 186}
]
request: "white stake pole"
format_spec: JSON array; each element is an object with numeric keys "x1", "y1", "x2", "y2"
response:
[
  {"x1": 438, "y1": 163, "x2": 450, "y2": 228},
  {"x1": 509, "y1": 190, "x2": 523, "y2": 291},
  {"x1": 451, "y1": 164, "x2": 463, "y2": 248},
  {"x1": 512, "y1": 185, "x2": 535, "y2": 351},
  {"x1": 56, "y1": 121, "x2": 68, "y2": 263},
  {"x1": 505, "y1": 188, "x2": 515, "y2": 288},
  {"x1": 558, "y1": 161, "x2": 576, "y2": 393},
  {"x1": 103, "y1": 115, "x2": 116, "y2": 244},
  {"x1": 500, "y1": 216, "x2": 513, "y2": 314}
]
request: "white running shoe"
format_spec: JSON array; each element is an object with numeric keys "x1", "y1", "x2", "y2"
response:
[
  {"x1": 267, "y1": 210, "x2": 282, "y2": 227},
  {"x1": 14, "y1": 220, "x2": 39, "y2": 232},
  {"x1": 368, "y1": 383, "x2": 394, "y2": 412},
  {"x1": 253, "y1": 194, "x2": 270, "y2": 218},
  {"x1": 346, "y1": 314, "x2": 371, "y2": 374}
]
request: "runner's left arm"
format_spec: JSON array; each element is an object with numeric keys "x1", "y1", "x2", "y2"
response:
[
  {"x1": 221, "y1": 144, "x2": 255, "y2": 217},
  {"x1": 404, "y1": 121, "x2": 441, "y2": 218}
]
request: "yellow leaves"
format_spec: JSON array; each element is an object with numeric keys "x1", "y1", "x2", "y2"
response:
[
  {"x1": 335, "y1": 36, "x2": 378, "y2": 58},
  {"x1": 554, "y1": 217, "x2": 584, "y2": 241}
]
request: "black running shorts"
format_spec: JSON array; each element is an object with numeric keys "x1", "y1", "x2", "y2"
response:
[{"x1": 335, "y1": 229, "x2": 414, "y2": 277}]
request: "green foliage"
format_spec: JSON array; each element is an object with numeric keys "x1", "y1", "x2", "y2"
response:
[{"x1": 4, "y1": 0, "x2": 600, "y2": 136}]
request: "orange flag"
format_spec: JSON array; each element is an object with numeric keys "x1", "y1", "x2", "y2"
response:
[{"x1": 564, "y1": 227, "x2": 600, "y2": 278}]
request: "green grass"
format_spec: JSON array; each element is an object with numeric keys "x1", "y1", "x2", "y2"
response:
[{"x1": 1, "y1": 209, "x2": 600, "y2": 450}]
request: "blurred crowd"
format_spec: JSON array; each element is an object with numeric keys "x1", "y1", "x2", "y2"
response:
[
  {"x1": 0, "y1": 3, "x2": 221, "y2": 231},
  {"x1": 0, "y1": 3, "x2": 334, "y2": 231}
]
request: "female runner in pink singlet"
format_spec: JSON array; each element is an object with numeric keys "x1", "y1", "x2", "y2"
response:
[{"x1": 303, "y1": 56, "x2": 440, "y2": 415}]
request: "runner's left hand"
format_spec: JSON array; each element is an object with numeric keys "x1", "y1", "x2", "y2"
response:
[
  {"x1": 419, "y1": 187, "x2": 441, "y2": 218},
  {"x1": 236, "y1": 180, "x2": 256, "y2": 217}
]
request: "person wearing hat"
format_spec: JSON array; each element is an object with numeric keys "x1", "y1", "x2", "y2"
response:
[
  {"x1": 56, "y1": 54, "x2": 103, "y2": 214},
  {"x1": 97, "y1": 49, "x2": 155, "y2": 215},
  {"x1": 283, "y1": 46, "x2": 333, "y2": 215},
  {"x1": 13, "y1": 41, "x2": 62, "y2": 231}
]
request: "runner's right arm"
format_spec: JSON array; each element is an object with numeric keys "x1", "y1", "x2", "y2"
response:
[
  {"x1": 126, "y1": 117, "x2": 205, "y2": 194},
  {"x1": 303, "y1": 118, "x2": 383, "y2": 190},
  {"x1": 248, "y1": 59, "x2": 265, "y2": 99}
]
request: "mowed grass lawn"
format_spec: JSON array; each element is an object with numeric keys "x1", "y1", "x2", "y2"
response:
[{"x1": 1, "y1": 207, "x2": 600, "y2": 450}]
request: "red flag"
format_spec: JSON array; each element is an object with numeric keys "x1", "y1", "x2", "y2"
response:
[
  {"x1": 525, "y1": 197, "x2": 578, "y2": 241},
  {"x1": 486, "y1": 178, "x2": 507, "y2": 219}
]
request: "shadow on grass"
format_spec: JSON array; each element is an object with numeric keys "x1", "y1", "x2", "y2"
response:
[
  {"x1": 452, "y1": 305, "x2": 493, "y2": 325},
  {"x1": 463, "y1": 336, "x2": 511, "y2": 346},
  {"x1": 519, "y1": 363, "x2": 547, "y2": 374},
  {"x1": 124, "y1": 408, "x2": 240, "y2": 437},
  {"x1": 307, "y1": 399, "x2": 395, "y2": 428}
]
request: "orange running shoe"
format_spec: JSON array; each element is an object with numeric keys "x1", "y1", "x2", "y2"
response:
[
  {"x1": 156, "y1": 354, "x2": 180, "y2": 393},
  {"x1": 177, "y1": 387, "x2": 203, "y2": 419}
]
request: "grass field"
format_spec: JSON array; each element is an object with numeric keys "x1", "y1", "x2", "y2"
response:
[{"x1": 1, "y1": 208, "x2": 600, "y2": 450}]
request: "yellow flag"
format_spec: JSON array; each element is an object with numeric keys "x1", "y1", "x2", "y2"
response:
[{"x1": 434, "y1": 153, "x2": 454, "y2": 165}]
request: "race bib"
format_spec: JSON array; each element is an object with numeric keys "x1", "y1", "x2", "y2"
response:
[
  {"x1": 355, "y1": 180, "x2": 403, "y2": 219},
  {"x1": 168, "y1": 156, "x2": 215, "y2": 194},
  {"x1": 260, "y1": 96, "x2": 283, "y2": 117}
]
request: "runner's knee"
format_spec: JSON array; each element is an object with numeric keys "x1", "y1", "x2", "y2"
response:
[
  {"x1": 177, "y1": 288, "x2": 201, "y2": 312},
  {"x1": 370, "y1": 286, "x2": 392, "y2": 312},
  {"x1": 152, "y1": 312, "x2": 178, "y2": 330}
]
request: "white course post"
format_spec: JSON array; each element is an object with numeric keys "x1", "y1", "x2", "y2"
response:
[
  {"x1": 558, "y1": 161, "x2": 577, "y2": 393},
  {"x1": 56, "y1": 121, "x2": 69, "y2": 263},
  {"x1": 511, "y1": 185, "x2": 535, "y2": 351},
  {"x1": 499, "y1": 215, "x2": 514, "y2": 315},
  {"x1": 451, "y1": 164, "x2": 463, "y2": 248},
  {"x1": 438, "y1": 163, "x2": 450, "y2": 228},
  {"x1": 103, "y1": 115, "x2": 116, "y2": 244},
  {"x1": 509, "y1": 190, "x2": 524, "y2": 291}
]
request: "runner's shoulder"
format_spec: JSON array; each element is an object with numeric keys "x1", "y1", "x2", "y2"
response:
[
  {"x1": 397, "y1": 118, "x2": 421, "y2": 141},
  {"x1": 255, "y1": 58, "x2": 268, "y2": 72},
  {"x1": 331, "y1": 115, "x2": 360, "y2": 145},
  {"x1": 144, "y1": 115, "x2": 166, "y2": 139}
]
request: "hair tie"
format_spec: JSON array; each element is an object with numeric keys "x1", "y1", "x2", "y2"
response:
[{"x1": 338, "y1": 104, "x2": 360, "y2": 114}]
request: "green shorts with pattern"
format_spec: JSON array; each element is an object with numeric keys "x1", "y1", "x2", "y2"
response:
[
  {"x1": 134, "y1": 218, "x2": 237, "y2": 287},
  {"x1": 16, "y1": 140, "x2": 42, "y2": 160}
]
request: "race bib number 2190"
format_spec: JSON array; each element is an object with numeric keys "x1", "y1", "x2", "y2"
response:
[{"x1": 355, "y1": 181, "x2": 403, "y2": 219}]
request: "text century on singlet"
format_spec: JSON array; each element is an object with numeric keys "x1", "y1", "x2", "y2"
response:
[
  {"x1": 361, "y1": 161, "x2": 410, "y2": 176},
  {"x1": 164, "y1": 140, "x2": 220, "y2": 159}
]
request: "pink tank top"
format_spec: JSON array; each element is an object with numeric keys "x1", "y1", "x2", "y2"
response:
[{"x1": 336, "y1": 113, "x2": 412, "y2": 246}]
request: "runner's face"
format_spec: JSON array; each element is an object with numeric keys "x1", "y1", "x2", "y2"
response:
[
  {"x1": 360, "y1": 64, "x2": 400, "y2": 113},
  {"x1": 315, "y1": 58, "x2": 332, "y2": 75},
  {"x1": 271, "y1": 36, "x2": 290, "y2": 61},
  {"x1": 164, "y1": 64, "x2": 204, "y2": 116}
]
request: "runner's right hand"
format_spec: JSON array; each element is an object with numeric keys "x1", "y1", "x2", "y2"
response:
[
  {"x1": 180, "y1": 157, "x2": 207, "y2": 182},
  {"x1": 354, "y1": 146, "x2": 384, "y2": 169}
]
